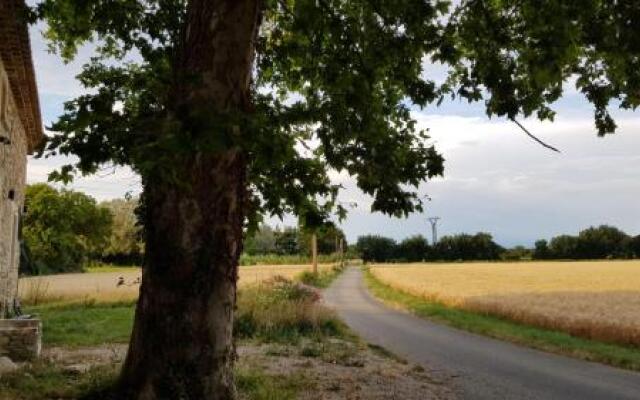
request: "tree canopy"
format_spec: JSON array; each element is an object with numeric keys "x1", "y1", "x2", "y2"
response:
[{"x1": 31, "y1": 0, "x2": 640, "y2": 226}]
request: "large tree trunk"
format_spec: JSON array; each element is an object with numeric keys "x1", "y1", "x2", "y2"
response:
[{"x1": 118, "y1": 1, "x2": 262, "y2": 399}]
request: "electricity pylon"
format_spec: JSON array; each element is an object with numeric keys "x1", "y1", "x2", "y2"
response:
[{"x1": 427, "y1": 217, "x2": 440, "y2": 245}]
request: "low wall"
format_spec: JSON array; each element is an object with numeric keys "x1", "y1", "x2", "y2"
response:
[{"x1": 0, "y1": 319, "x2": 41, "y2": 361}]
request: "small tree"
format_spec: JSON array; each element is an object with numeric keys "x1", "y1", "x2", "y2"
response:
[
  {"x1": 101, "y1": 197, "x2": 144, "y2": 265},
  {"x1": 533, "y1": 240, "x2": 551, "y2": 260}
]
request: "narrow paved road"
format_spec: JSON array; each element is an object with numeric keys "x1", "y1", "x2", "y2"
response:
[{"x1": 324, "y1": 268, "x2": 640, "y2": 400}]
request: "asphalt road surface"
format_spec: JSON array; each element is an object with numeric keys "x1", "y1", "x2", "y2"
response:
[{"x1": 323, "y1": 268, "x2": 640, "y2": 400}]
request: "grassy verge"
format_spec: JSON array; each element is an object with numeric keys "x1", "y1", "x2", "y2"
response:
[
  {"x1": 0, "y1": 362, "x2": 311, "y2": 400},
  {"x1": 298, "y1": 263, "x2": 345, "y2": 288},
  {"x1": 6, "y1": 275, "x2": 348, "y2": 399},
  {"x1": 364, "y1": 268, "x2": 640, "y2": 371}
]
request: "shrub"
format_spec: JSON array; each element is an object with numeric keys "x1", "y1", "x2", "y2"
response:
[{"x1": 235, "y1": 277, "x2": 343, "y2": 341}]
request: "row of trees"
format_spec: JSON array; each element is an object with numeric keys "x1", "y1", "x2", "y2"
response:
[
  {"x1": 356, "y1": 232, "x2": 503, "y2": 262},
  {"x1": 534, "y1": 225, "x2": 640, "y2": 260},
  {"x1": 355, "y1": 225, "x2": 640, "y2": 263},
  {"x1": 22, "y1": 184, "x2": 348, "y2": 274},
  {"x1": 244, "y1": 224, "x2": 347, "y2": 256},
  {"x1": 21, "y1": 184, "x2": 142, "y2": 274}
]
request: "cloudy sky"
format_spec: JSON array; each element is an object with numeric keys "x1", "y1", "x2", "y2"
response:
[{"x1": 26, "y1": 26, "x2": 640, "y2": 247}]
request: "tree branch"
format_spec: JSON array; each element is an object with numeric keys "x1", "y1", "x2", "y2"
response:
[{"x1": 511, "y1": 118, "x2": 561, "y2": 153}]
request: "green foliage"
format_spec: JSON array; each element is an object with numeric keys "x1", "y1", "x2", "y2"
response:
[
  {"x1": 434, "y1": 233, "x2": 503, "y2": 261},
  {"x1": 235, "y1": 368, "x2": 309, "y2": 400},
  {"x1": 99, "y1": 197, "x2": 143, "y2": 265},
  {"x1": 234, "y1": 279, "x2": 344, "y2": 342},
  {"x1": 501, "y1": 246, "x2": 533, "y2": 261},
  {"x1": 239, "y1": 253, "x2": 340, "y2": 266},
  {"x1": 397, "y1": 235, "x2": 430, "y2": 262},
  {"x1": 533, "y1": 239, "x2": 551, "y2": 260},
  {"x1": 365, "y1": 269, "x2": 640, "y2": 372},
  {"x1": 535, "y1": 225, "x2": 639, "y2": 260},
  {"x1": 298, "y1": 224, "x2": 347, "y2": 256},
  {"x1": 0, "y1": 362, "x2": 119, "y2": 400},
  {"x1": 298, "y1": 264, "x2": 344, "y2": 288},
  {"x1": 356, "y1": 232, "x2": 503, "y2": 262},
  {"x1": 23, "y1": 184, "x2": 113, "y2": 274},
  {"x1": 273, "y1": 227, "x2": 301, "y2": 255},
  {"x1": 244, "y1": 225, "x2": 278, "y2": 255},
  {"x1": 356, "y1": 235, "x2": 397, "y2": 263},
  {"x1": 30, "y1": 0, "x2": 640, "y2": 255}
]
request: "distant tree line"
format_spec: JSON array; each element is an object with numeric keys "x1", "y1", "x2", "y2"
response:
[
  {"x1": 356, "y1": 232, "x2": 503, "y2": 263},
  {"x1": 356, "y1": 225, "x2": 640, "y2": 263},
  {"x1": 533, "y1": 225, "x2": 640, "y2": 260}
]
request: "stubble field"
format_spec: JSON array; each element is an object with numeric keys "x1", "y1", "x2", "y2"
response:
[
  {"x1": 18, "y1": 264, "x2": 334, "y2": 305},
  {"x1": 370, "y1": 260, "x2": 640, "y2": 346}
]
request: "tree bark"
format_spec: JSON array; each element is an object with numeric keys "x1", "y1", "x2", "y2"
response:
[{"x1": 118, "y1": 1, "x2": 262, "y2": 399}]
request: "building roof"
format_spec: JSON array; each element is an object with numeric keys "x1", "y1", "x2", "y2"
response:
[{"x1": 0, "y1": 0, "x2": 44, "y2": 153}]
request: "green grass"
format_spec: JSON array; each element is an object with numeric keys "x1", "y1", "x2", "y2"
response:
[
  {"x1": 364, "y1": 268, "x2": 640, "y2": 371},
  {"x1": 0, "y1": 361, "x2": 119, "y2": 400},
  {"x1": 0, "y1": 362, "x2": 309, "y2": 400},
  {"x1": 26, "y1": 301, "x2": 135, "y2": 347},
  {"x1": 236, "y1": 368, "x2": 311, "y2": 400},
  {"x1": 298, "y1": 264, "x2": 345, "y2": 288},
  {"x1": 6, "y1": 276, "x2": 345, "y2": 399}
]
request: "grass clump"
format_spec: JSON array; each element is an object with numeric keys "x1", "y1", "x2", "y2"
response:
[
  {"x1": 236, "y1": 367, "x2": 310, "y2": 400},
  {"x1": 365, "y1": 268, "x2": 640, "y2": 371},
  {"x1": 298, "y1": 264, "x2": 345, "y2": 288},
  {"x1": 235, "y1": 277, "x2": 345, "y2": 342}
]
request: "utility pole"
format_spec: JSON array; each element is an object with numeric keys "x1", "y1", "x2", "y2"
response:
[{"x1": 428, "y1": 217, "x2": 440, "y2": 245}]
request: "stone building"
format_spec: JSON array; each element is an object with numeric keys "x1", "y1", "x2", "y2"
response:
[{"x1": 0, "y1": 0, "x2": 44, "y2": 319}]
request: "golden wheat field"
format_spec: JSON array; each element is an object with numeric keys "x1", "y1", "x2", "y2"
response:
[
  {"x1": 19, "y1": 264, "x2": 333, "y2": 305},
  {"x1": 371, "y1": 261, "x2": 640, "y2": 346}
]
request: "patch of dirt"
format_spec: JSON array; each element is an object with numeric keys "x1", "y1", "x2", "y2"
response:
[
  {"x1": 43, "y1": 341, "x2": 458, "y2": 399},
  {"x1": 240, "y1": 340, "x2": 458, "y2": 400}
]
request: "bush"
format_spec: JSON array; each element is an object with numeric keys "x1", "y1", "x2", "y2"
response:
[
  {"x1": 234, "y1": 277, "x2": 343, "y2": 341},
  {"x1": 23, "y1": 184, "x2": 113, "y2": 274}
]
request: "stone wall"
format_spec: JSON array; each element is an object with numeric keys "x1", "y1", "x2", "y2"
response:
[
  {"x1": 0, "y1": 319, "x2": 41, "y2": 361},
  {"x1": 0, "y1": 55, "x2": 28, "y2": 318}
]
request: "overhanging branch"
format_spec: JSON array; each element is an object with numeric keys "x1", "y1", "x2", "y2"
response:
[{"x1": 511, "y1": 118, "x2": 561, "y2": 153}]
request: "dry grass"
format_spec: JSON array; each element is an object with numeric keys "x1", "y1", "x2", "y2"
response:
[
  {"x1": 18, "y1": 264, "x2": 334, "y2": 305},
  {"x1": 370, "y1": 261, "x2": 640, "y2": 346}
]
